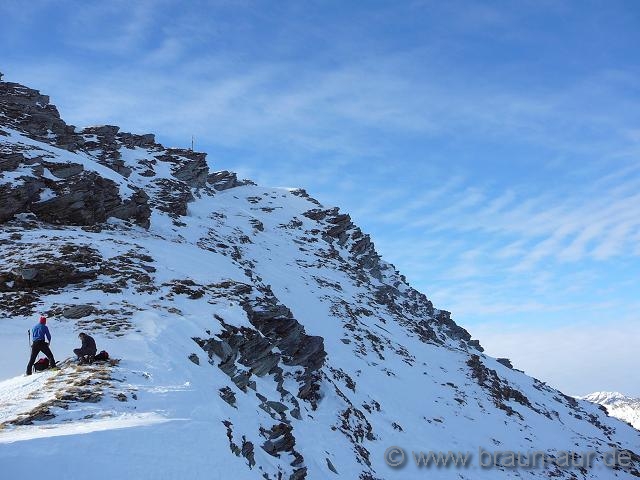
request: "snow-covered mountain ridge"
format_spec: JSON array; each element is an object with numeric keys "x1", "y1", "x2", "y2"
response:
[
  {"x1": 1, "y1": 73, "x2": 639, "y2": 479},
  {"x1": 582, "y1": 393, "x2": 640, "y2": 431}
]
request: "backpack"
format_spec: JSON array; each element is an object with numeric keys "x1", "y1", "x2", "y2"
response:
[
  {"x1": 33, "y1": 357, "x2": 49, "y2": 371},
  {"x1": 94, "y1": 350, "x2": 109, "y2": 361}
]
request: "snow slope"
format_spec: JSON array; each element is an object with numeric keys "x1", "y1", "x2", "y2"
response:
[{"x1": 1, "y1": 74, "x2": 639, "y2": 480}]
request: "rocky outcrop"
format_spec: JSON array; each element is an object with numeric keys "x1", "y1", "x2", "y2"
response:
[
  {"x1": 0, "y1": 176, "x2": 41, "y2": 223},
  {"x1": 0, "y1": 150, "x2": 150, "y2": 227},
  {"x1": 117, "y1": 132, "x2": 156, "y2": 149},
  {"x1": 0, "y1": 77, "x2": 83, "y2": 151},
  {"x1": 150, "y1": 178, "x2": 193, "y2": 218},
  {"x1": 29, "y1": 172, "x2": 150, "y2": 228},
  {"x1": 467, "y1": 354, "x2": 539, "y2": 419},
  {"x1": 208, "y1": 170, "x2": 255, "y2": 191},
  {"x1": 157, "y1": 149, "x2": 209, "y2": 188},
  {"x1": 302, "y1": 205, "x2": 483, "y2": 353},
  {"x1": 190, "y1": 284, "x2": 327, "y2": 479},
  {"x1": 80, "y1": 126, "x2": 209, "y2": 192},
  {"x1": 496, "y1": 357, "x2": 514, "y2": 369},
  {"x1": 79, "y1": 126, "x2": 154, "y2": 177},
  {"x1": 1, "y1": 75, "x2": 222, "y2": 228},
  {"x1": 0, "y1": 263, "x2": 98, "y2": 292},
  {"x1": 0, "y1": 242, "x2": 102, "y2": 316},
  {"x1": 0, "y1": 154, "x2": 150, "y2": 230},
  {"x1": 61, "y1": 304, "x2": 96, "y2": 319},
  {"x1": 194, "y1": 283, "x2": 326, "y2": 407},
  {"x1": 243, "y1": 298, "x2": 326, "y2": 372},
  {"x1": 80, "y1": 126, "x2": 132, "y2": 177}
]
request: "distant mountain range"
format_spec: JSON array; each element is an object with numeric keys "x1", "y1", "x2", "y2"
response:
[{"x1": 582, "y1": 392, "x2": 640, "y2": 431}]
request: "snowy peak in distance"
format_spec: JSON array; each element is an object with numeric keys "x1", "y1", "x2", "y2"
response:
[
  {"x1": 584, "y1": 392, "x2": 632, "y2": 405},
  {"x1": 582, "y1": 392, "x2": 640, "y2": 430},
  {"x1": 1, "y1": 72, "x2": 640, "y2": 479}
]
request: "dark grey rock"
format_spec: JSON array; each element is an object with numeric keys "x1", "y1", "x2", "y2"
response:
[
  {"x1": 158, "y1": 148, "x2": 209, "y2": 188},
  {"x1": 0, "y1": 78, "x2": 84, "y2": 150},
  {"x1": 23, "y1": 171, "x2": 150, "y2": 228},
  {"x1": 266, "y1": 401, "x2": 289, "y2": 414},
  {"x1": 150, "y1": 178, "x2": 193, "y2": 218},
  {"x1": 326, "y1": 458, "x2": 338, "y2": 474},
  {"x1": 117, "y1": 132, "x2": 156, "y2": 149},
  {"x1": 207, "y1": 170, "x2": 254, "y2": 191},
  {"x1": 496, "y1": 357, "x2": 513, "y2": 369},
  {"x1": 62, "y1": 304, "x2": 95, "y2": 319},
  {"x1": 1, "y1": 263, "x2": 98, "y2": 292},
  {"x1": 241, "y1": 438, "x2": 255, "y2": 468},
  {"x1": 261, "y1": 422, "x2": 296, "y2": 457},
  {"x1": 219, "y1": 386, "x2": 236, "y2": 407},
  {"x1": 41, "y1": 161, "x2": 84, "y2": 179}
]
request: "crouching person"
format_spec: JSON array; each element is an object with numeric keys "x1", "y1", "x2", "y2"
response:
[{"x1": 74, "y1": 332, "x2": 97, "y2": 364}]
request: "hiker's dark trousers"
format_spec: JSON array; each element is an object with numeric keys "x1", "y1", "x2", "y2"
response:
[
  {"x1": 26, "y1": 340, "x2": 56, "y2": 375},
  {"x1": 74, "y1": 347, "x2": 96, "y2": 358}
]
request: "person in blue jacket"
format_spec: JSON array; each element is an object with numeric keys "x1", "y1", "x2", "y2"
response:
[{"x1": 26, "y1": 316, "x2": 57, "y2": 375}]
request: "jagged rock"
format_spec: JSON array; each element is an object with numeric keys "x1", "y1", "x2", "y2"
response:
[
  {"x1": 261, "y1": 423, "x2": 296, "y2": 457},
  {"x1": 243, "y1": 300, "x2": 326, "y2": 371},
  {"x1": 0, "y1": 177, "x2": 42, "y2": 223},
  {"x1": 193, "y1": 287, "x2": 326, "y2": 408},
  {"x1": 496, "y1": 357, "x2": 513, "y2": 369},
  {"x1": 62, "y1": 304, "x2": 95, "y2": 319},
  {"x1": 290, "y1": 188, "x2": 322, "y2": 206},
  {"x1": 241, "y1": 438, "x2": 256, "y2": 468},
  {"x1": 195, "y1": 329, "x2": 280, "y2": 390},
  {"x1": 82, "y1": 125, "x2": 120, "y2": 137},
  {"x1": 435, "y1": 310, "x2": 484, "y2": 352},
  {"x1": 0, "y1": 79, "x2": 83, "y2": 150},
  {"x1": 81, "y1": 128, "x2": 132, "y2": 177},
  {"x1": 290, "y1": 468, "x2": 307, "y2": 480},
  {"x1": 188, "y1": 353, "x2": 200, "y2": 365},
  {"x1": 0, "y1": 152, "x2": 25, "y2": 172},
  {"x1": 219, "y1": 386, "x2": 237, "y2": 407},
  {"x1": 207, "y1": 170, "x2": 254, "y2": 191},
  {"x1": 41, "y1": 161, "x2": 84, "y2": 179},
  {"x1": 28, "y1": 172, "x2": 150, "y2": 228},
  {"x1": 201, "y1": 338, "x2": 235, "y2": 362},
  {"x1": 265, "y1": 401, "x2": 288, "y2": 414},
  {"x1": 467, "y1": 354, "x2": 536, "y2": 418},
  {"x1": 151, "y1": 178, "x2": 193, "y2": 217},
  {"x1": 1, "y1": 263, "x2": 97, "y2": 291},
  {"x1": 0, "y1": 151, "x2": 150, "y2": 227},
  {"x1": 117, "y1": 132, "x2": 156, "y2": 149},
  {"x1": 157, "y1": 148, "x2": 209, "y2": 188}
]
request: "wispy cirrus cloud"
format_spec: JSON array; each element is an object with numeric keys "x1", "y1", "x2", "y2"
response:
[{"x1": 5, "y1": 48, "x2": 640, "y2": 163}]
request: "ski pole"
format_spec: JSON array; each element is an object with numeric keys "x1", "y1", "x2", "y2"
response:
[{"x1": 28, "y1": 329, "x2": 31, "y2": 348}]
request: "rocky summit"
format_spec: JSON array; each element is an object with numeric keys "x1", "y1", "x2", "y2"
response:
[{"x1": 0, "y1": 73, "x2": 639, "y2": 479}]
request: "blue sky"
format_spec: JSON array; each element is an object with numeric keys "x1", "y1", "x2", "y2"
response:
[{"x1": 1, "y1": 0, "x2": 639, "y2": 396}]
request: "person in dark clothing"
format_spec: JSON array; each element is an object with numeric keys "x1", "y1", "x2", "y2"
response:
[
  {"x1": 26, "y1": 316, "x2": 57, "y2": 375},
  {"x1": 74, "y1": 332, "x2": 97, "y2": 363}
]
